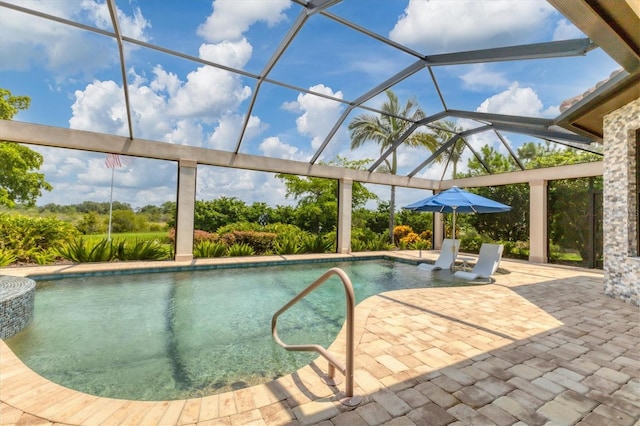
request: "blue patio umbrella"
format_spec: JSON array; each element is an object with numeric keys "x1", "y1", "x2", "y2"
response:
[{"x1": 403, "y1": 186, "x2": 511, "y2": 238}]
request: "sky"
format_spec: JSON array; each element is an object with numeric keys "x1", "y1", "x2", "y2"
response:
[{"x1": 0, "y1": 0, "x2": 620, "y2": 210}]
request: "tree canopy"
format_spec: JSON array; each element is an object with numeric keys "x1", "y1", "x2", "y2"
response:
[
  {"x1": 276, "y1": 157, "x2": 378, "y2": 232},
  {"x1": 0, "y1": 88, "x2": 52, "y2": 207}
]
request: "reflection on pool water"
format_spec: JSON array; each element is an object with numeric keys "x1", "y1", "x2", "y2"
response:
[{"x1": 6, "y1": 259, "x2": 468, "y2": 400}]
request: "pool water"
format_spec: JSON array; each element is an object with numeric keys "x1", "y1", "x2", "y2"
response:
[{"x1": 6, "y1": 259, "x2": 464, "y2": 400}]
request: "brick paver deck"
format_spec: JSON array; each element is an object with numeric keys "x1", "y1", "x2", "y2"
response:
[{"x1": 1, "y1": 252, "x2": 638, "y2": 425}]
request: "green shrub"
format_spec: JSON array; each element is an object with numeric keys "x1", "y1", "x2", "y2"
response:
[
  {"x1": 32, "y1": 249, "x2": 58, "y2": 265},
  {"x1": 500, "y1": 240, "x2": 528, "y2": 260},
  {"x1": 227, "y1": 231, "x2": 276, "y2": 254},
  {"x1": 216, "y1": 221, "x2": 261, "y2": 234},
  {"x1": 301, "y1": 234, "x2": 332, "y2": 253},
  {"x1": 76, "y1": 211, "x2": 104, "y2": 234},
  {"x1": 274, "y1": 236, "x2": 302, "y2": 255},
  {"x1": 367, "y1": 234, "x2": 393, "y2": 251},
  {"x1": 194, "y1": 241, "x2": 227, "y2": 258},
  {"x1": 116, "y1": 239, "x2": 170, "y2": 261},
  {"x1": 0, "y1": 249, "x2": 16, "y2": 267},
  {"x1": 350, "y1": 239, "x2": 366, "y2": 252},
  {"x1": 460, "y1": 230, "x2": 484, "y2": 253},
  {"x1": 410, "y1": 239, "x2": 431, "y2": 250},
  {"x1": 167, "y1": 228, "x2": 217, "y2": 244},
  {"x1": 56, "y1": 238, "x2": 116, "y2": 263},
  {"x1": 265, "y1": 223, "x2": 304, "y2": 234},
  {"x1": 0, "y1": 213, "x2": 79, "y2": 262},
  {"x1": 148, "y1": 223, "x2": 167, "y2": 232},
  {"x1": 548, "y1": 242, "x2": 562, "y2": 260},
  {"x1": 217, "y1": 221, "x2": 303, "y2": 236},
  {"x1": 350, "y1": 227, "x2": 385, "y2": 247},
  {"x1": 226, "y1": 243, "x2": 255, "y2": 257},
  {"x1": 109, "y1": 209, "x2": 136, "y2": 233}
]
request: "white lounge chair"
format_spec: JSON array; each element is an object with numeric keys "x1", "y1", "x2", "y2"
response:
[
  {"x1": 454, "y1": 243, "x2": 504, "y2": 281},
  {"x1": 417, "y1": 239, "x2": 460, "y2": 271}
]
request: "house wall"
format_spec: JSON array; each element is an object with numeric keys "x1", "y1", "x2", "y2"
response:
[{"x1": 603, "y1": 97, "x2": 640, "y2": 306}]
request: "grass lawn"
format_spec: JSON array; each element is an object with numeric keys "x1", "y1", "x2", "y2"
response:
[{"x1": 82, "y1": 232, "x2": 170, "y2": 244}]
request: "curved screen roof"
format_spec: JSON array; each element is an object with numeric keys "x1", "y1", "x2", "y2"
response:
[{"x1": 0, "y1": 0, "x2": 638, "y2": 207}]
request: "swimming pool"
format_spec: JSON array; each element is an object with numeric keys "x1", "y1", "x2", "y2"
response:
[{"x1": 6, "y1": 259, "x2": 467, "y2": 401}]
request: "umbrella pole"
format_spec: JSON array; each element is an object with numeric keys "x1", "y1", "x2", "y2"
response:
[{"x1": 452, "y1": 207, "x2": 457, "y2": 239}]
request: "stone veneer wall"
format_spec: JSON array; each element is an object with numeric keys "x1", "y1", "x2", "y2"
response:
[
  {"x1": 0, "y1": 276, "x2": 36, "y2": 339},
  {"x1": 603, "y1": 97, "x2": 640, "y2": 306}
]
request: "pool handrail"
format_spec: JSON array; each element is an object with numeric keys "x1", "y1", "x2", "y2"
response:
[{"x1": 271, "y1": 267, "x2": 361, "y2": 406}]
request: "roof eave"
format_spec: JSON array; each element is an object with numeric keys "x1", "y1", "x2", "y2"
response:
[{"x1": 554, "y1": 70, "x2": 640, "y2": 141}]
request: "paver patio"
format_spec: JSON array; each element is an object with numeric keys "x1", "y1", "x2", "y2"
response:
[{"x1": 0, "y1": 252, "x2": 638, "y2": 425}]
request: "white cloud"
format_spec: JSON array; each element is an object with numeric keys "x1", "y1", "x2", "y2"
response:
[
  {"x1": 389, "y1": 0, "x2": 555, "y2": 52},
  {"x1": 207, "y1": 115, "x2": 241, "y2": 151},
  {"x1": 207, "y1": 114, "x2": 267, "y2": 151},
  {"x1": 161, "y1": 41, "x2": 253, "y2": 121},
  {"x1": 68, "y1": 38, "x2": 254, "y2": 143},
  {"x1": 34, "y1": 146, "x2": 177, "y2": 209},
  {"x1": 150, "y1": 65, "x2": 182, "y2": 97},
  {"x1": 69, "y1": 80, "x2": 130, "y2": 136},
  {"x1": 411, "y1": 159, "x2": 447, "y2": 182},
  {"x1": 197, "y1": 0, "x2": 291, "y2": 42},
  {"x1": 0, "y1": 1, "x2": 150, "y2": 76},
  {"x1": 80, "y1": 0, "x2": 151, "y2": 40},
  {"x1": 542, "y1": 105, "x2": 560, "y2": 118},
  {"x1": 553, "y1": 19, "x2": 584, "y2": 40},
  {"x1": 52, "y1": 4, "x2": 280, "y2": 207},
  {"x1": 196, "y1": 166, "x2": 290, "y2": 206},
  {"x1": 198, "y1": 39, "x2": 253, "y2": 68},
  {"x1": 259, "y1": 137, "x2": 300, "y2": 160},
  {"x1": 460, "y1": 64, "x2": 509, "y2": 91},
  {"x1": 287, "y1": 84, "x2": 345, "y2": 151},
  {"x1": 166, "y1": 65, "x2": 252, "y2": 121},
  {"x1": 165, "y1": 120, "x2": 204, "y2": 147},
  {"x1": 477, "y1": 82, "x2": 543, "y2": 117}
]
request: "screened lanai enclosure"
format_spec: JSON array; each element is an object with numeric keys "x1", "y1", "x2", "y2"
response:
[{"x1": 0, "y1": 1, "x2": 638, "y2": 299}]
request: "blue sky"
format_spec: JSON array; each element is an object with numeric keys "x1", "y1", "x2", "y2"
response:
[{"x1": 0, "y1": 0, "x2": 620, "y2": 209}]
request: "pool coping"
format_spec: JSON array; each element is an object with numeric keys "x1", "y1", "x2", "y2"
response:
[{"x1": 0, "y1": 251, "x2": 422, "y2": 281}]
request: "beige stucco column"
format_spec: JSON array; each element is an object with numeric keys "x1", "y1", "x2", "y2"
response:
[
  {"x1": 174, "y1": 159, "x2": 197, "y2": 261},
  {"x1": 337, "y1": 178, "x2": 353, "y2": 254},
  {"x1": 529, "y1": 179, "x2": 548, "y2": 263},
  {"x1": 433, "y1": 213, "x2": 444, "y2": 249}
]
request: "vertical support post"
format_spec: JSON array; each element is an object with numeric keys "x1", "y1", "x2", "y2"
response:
[
  {"x1": 175, "y1": 159, "x2": 197, "y2": 262},
  {"x1": 337, "y1": 178, "x2": 353, "y2": 254},
  {"x1": 107, "y1": 167, "x2": 115, "y2": 241},
  {"x1": 433, "y1": 212, "x2": 444, "y2": 249},
  {"x1": 529, "y1": 179, "x2": 548, "y2": 263},
  {"x1": 587, "y1": 177, "x2": 595, "y2": 268}
]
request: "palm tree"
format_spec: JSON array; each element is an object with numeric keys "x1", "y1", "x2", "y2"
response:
[
  {"x1": 429, "y1": 120, "x2": 466, "y2": 237},
  {"x1": 430, "y1": 120, "x2": 465, "y2": 178},
  {"x1": 349, "y1": 90, "x2": 438, "y2": 244}
]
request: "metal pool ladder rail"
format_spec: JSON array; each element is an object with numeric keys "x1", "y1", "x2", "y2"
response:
[{"x1": 271, "y1": 267, "x2": 361, "y2": 406}]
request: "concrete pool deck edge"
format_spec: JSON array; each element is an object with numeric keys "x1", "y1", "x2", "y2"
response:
[{"x1": 0, "y1": 251, "x2": 416, "y2": 279}]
